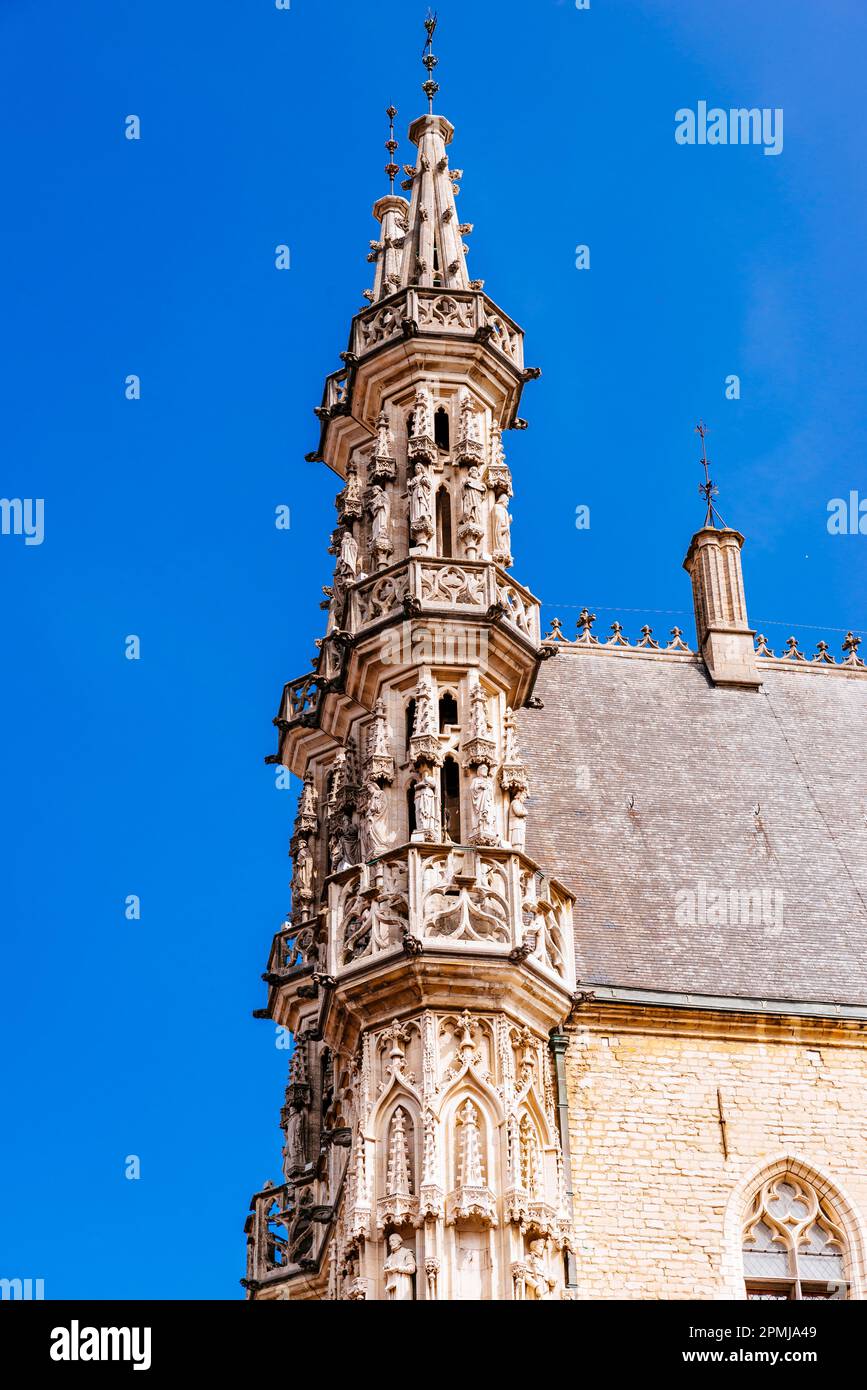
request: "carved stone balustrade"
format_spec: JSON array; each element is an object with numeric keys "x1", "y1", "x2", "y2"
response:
[
  {"x1": 350, "y1": 287, "x2": 524, "y2": 372},
  {"x1": 276, "y1": 674, "x2": 322, "y2": 729},
  {"x1": 326, "y1": 844, "x2": 573, "y2": 987},
  {"x1": 243, "y1": 1182, "x2": 321, "y2": 1292},
  {"x1": 349, "y1": 557, "x2": 540, "y2": 646}
]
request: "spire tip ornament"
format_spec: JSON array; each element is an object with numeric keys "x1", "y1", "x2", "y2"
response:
[
  {"x1": 422, "y1": 10, "x2": 440, "y2": 113},
  {"x1": 384, "y1": 105, "x2": 399, "y2": 192},
  {"x1": 695, "y1": 420, "x2": 727, "y2": 529}
]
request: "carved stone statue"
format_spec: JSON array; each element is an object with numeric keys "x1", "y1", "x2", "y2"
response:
[
  {"x1": 408, "y1": 461, "x2": 434, "y2": 540},
  {"x1": 282, "y1": 1105, "x2": 306, "y2": 1180},
  {"x1": 524, "y1": 1239, "x2": 559, "y2": 1300},
  {"x1": 328, "y1": 825, "x2": 344, "y2": 874},
  {"x1": 383, "y1": 1233, "x2": 416, "y2": 1300},
  {"x1": 492, "y1": 494, "x2": 513, "y2": 564},
  {"x1": 326, "y1": 562, "x2": 350, "y2": 633},
  {"x1": 508, "y1": 790, "x2": 528, "y2": 851},
  {"x1": 339, "y1": 528, "x2": 359, "y2": 576},
  {"x1": 292, "y1": 838, "x2": 314, "y2": 902},
  {"x1": 469, "y1": 763, "x2": 498, "y2": 845},
  {"x1": 461, "y1": 465, "x2": 486, "y2": 526},
  {"x1": 414, "y1": 766, "x2": 440, "y2": 841},
  {"x1": 368, "y1": 484, "x2": 390, "y2": 543},
  {"x1": 339, "y1": 812, "x2": 360, "y2": 867},
  {"x1": 359, "y1": 778, "x2": 390, "y2": 859}
]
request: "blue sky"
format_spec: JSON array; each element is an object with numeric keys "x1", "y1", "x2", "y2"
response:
[{"x1": 1, "y1": 0, "x2": 865, "y2": 1299}]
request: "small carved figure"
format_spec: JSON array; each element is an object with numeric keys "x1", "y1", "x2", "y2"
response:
[
  {"x1": 368, "y1": 484, "x2": 390, "y2": 543},
  {"x1": 292, "y1": 838, "x2": 314, "y2": 899},
  {"x1": 461, "y1": 465, "x2": 486, "y2": 525},
  {"x1": 383, "y1": 1233, "x2": 416, "y2": 1300},
  {"x1": 408, "y1": 461, "x2": 434, "y2": 535},
  {"x1": 282, "y1": 1105, "x2": 306, "y2": 1180},
  {"x1": 492, "y1": 494, "x2": 512, "y2": 559},
  {"x1": 469, "y1": 763, "x2": 498, "y2": 845},
  {"x1": 339, "y1": 812, "x2": 360, "y2": 867},
  {"x1": 360, "y1": 778, "x2": 390, "y2": 859},
  {"x1": 414, "y1": 767, "x2": 440, "y2": 841},
  {"x1": 508, "y1": 790, "x2": 528, "y2": 851},
  {"x1": 524, "y1": 1239, "x2": 558, "y2": 1300},
  {"x1": 339, "y1": 528, "x2": 359, "y2": 576}
]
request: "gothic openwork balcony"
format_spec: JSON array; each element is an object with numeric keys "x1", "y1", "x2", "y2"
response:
[
  {"x1": 243, "y1": 1181, "x2": 327, "y2": 1295},
  {"x1": 327, "y1": 844, "x2": 573, "y2": 986},
  {"x1": 349, "y1": 287, "x2": 524, "y2": 372},
  {"x1": 350, "y1": 556, "x2": 540, "y2": 648}
]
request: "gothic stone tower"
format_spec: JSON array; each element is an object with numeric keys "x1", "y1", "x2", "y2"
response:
[{"x1": 242, "y1": 76, "x2": 576, "y2": 1301}]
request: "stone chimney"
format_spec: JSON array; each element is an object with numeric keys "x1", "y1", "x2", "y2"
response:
[{"x1": 683, "y1": 526, "x2": 761, "y2": 688}]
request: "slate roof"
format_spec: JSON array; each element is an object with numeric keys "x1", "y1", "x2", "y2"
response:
[{"x1": 518, "y1": 649, "x2": 867, "y2": 1006}]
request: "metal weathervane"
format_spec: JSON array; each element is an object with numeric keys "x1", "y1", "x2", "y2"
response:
[
  {"x1": 422, "y1": 10, "x2": 440, "y2": 112},
  {"x1": 695, "y1": 420, "x2": 726, "y2": 528}
]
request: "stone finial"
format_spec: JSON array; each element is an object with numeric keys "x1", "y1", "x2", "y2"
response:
[{"x1": 682, "y1": 527, "x2": 761, "y2": 688}]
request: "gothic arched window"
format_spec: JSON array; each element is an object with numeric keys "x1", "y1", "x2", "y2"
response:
[
  {"x1": 405, "y1": 698, "x2": 416, "y2": 756},
  {"x1": 434, "y1": 406, "x2": 450, "y2": 451},
  {"x1": 438, "y1": 691, "x2": 458, "y2": 731},
  {"x1": 436, "y1": 486, "x2": 453, "y2": 557},
  {"x1": 742, "y1": 1172, "x2": 848, "y2": 1300},
  {"x1": 440, "y1": 756, "x2": 461, "y2": 842}
]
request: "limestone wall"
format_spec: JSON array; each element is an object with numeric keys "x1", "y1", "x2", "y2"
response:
[{"x1": 565, "y1": 1005, "x2": 867, "y2": 1300}]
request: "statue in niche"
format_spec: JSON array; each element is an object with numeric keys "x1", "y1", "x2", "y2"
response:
[
  {"x1": 492, "y1": 494, "x2": 512, "y2": 561},
  {"x1": 383, "y1": 1233, "x2": 416, "y2": 1301},
  {"x1": 408, "y1": 461, "x2": 434, "y2": 537},
  {"x1": 461, "y1": 465, "x2": 486, "y2": 526},
  {"x1": 414, "y1": 766, "x2": 440, "y2": 841},
  {"x1": 292, "y1": 838, "x2": 315, "y2": 901},
  {"x1": 282, "y1": 1105, "x2": 306, "y2": 1180},
  {"x1": 508, "y1": 790, "x2": 528, "y2": 851},
  {"x1": 326, "y1": 562, "x2": 350, "y2": 632},
  {"x1": 338, "y1": 811, "x2": 360, "y2": 867},
  {"x1": 524, "y1": 1239, "x2": 559, "y2": 1300},
  {"x1": 339, "y1": 528, "x2": 359, "y2": 576},
  {"x1": 469, "y1": 763, "x2": 498, "y2": 845},
  {"x1": 368, "y1": 484, "x2": 390, "y2": 544},
  {"x1": 359, "y1": 777, "x2": 390, "y2": 859},
  {"x1": 328, "y1": 825, "x2": 344, "y2": 874}
]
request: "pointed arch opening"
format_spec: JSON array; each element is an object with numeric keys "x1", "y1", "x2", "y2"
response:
[
  {"x1": 438, "y1": 690, "x2": 458, "y2": 731},
  {"x1": 738, "y1": 1163, "x2": 860, "y2": 1301},
  {"x1": 440, "y1": 756, "x2": 461, "y2": 843},
  {"x1": 434, "y1": 406, "x2": 450, "y2": 452},
  {"x1": 436, "y1": 486, "x2": 453, "y2": 557}
]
